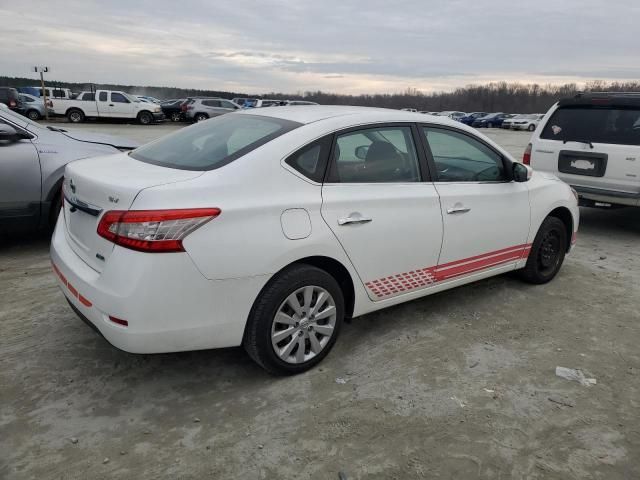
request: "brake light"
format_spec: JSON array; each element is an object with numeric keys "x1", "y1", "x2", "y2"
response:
[
  {"x1": 523, "y1": 143, "x2": 532, "y2": 165},
  {"x1": 97, "y1": 208, "x2": 220, "y2": 252},
  {"x1": 9, "y1": 99, "x2": 16, "y2": 108}
]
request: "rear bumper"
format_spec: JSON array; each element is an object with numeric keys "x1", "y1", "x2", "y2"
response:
[
  {"x1": 572, "y1": 185, "x2": 640, "y2": 207},
  {"x1": 50, "y1": 217, "x2": 268, "y2": 354}
]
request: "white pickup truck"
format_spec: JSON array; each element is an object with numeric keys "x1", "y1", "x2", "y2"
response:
[{"x1": 50, "y1": 90, "x2": 164, "y2": 124}]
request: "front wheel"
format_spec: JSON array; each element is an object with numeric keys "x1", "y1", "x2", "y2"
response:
[
  {"x1": 170, "y1": 112, "x2": 182, "y2": 122},
  {"x1": 519, "y1": 216, "x2": 567, "y2": 284},
  {"x1": 244, "y1": 264, "x2": 344, "y2": 375},
  {"x1": 138, "y1": 111, "x2": 153, "y2": 125},
  {"x1": 528, "y1": 124, "x2": 536, "y2": 132}
]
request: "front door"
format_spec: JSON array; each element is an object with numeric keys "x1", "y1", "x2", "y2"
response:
[
  {"x1": 420, "y1": 126, "x2": 530, "y2": 282},
  {"x1": 0, "y1": 119, "x2": 41, "y2": 227},
  {"x1": 109, "y1": 92, "x2": 134, "y2": 118},
  {"x1": 321, "y1": 124, "x2": 443, "y2": 301}
]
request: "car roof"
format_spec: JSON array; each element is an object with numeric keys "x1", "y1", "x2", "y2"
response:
[
  {"x1": 235, "y1": 105, "x2": 460, "y2": 126},
  {"x1": 559, "y1": 92, "x2": 640, "y2": 108}
]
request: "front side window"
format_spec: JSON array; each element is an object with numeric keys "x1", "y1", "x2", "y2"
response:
[
  {"x1": 130, "y1": 114, "x2": 301, "y2": 171},
  {"x1": 423, "y1": 127, "x2": 506, "y2": 182},
  {"x1": 541, "y1": 106, "x2": 640, "y2": 146},
  {"x1": 220, "y1": 101, "x2": 237, "y2": 109},
  {"x1": 327, "y1": 126, "x2": 421, "y2": 183},
  {"x1": 111, "y1": 92, "x2": 129, "y2": 103}
]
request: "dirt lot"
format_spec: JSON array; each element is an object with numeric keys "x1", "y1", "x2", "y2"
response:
[{"x1": 1, "y1": 126, "x2": 639, "y2": 479}]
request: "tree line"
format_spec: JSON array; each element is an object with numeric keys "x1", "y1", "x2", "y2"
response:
[{"x1": 2, "y1": 76, "x2": 639, "y2": 113}]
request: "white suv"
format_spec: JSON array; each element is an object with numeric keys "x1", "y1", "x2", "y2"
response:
[{"x1": 525, "y1": 93, "x2": 640, "y2": 207}]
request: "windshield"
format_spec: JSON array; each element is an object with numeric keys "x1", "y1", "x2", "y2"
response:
[
  {"x1": 541, "y1": 106, "x2": 640, "y2": 146},
  {"x1": 124, "y1": 93, "x2": 140, "y2": 103},
  {"x1": 0, "y1": 105, "x2": 46, "y2": 130},
  {"x1": 130, "y1": 113, "x2": 301, "y2": 170}
]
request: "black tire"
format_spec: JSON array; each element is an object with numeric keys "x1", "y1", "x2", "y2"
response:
[
  {"x1": 170, "y1": 112, "x2": 182, "y2": 122},
  {"x1": 67, "y1": 109, "x2": 84, "y2": 123},
  {"x1": 244, "y1": 264, "x2": 344, "y2": 375},
  {"x1": 26, "y1": 109, "x2": 41, "y2": 121},
  {"x1": 487, "y1": 122, "x2": 493, "y2": 128},
  {"x1": 49, "y1": 193, "x2": 62, "y2": 230},
  {"x1": 138, "y1": 111, "x2": 153, "y2": 125},
  {"x1": 527, "y1": 124, "x2": 536, "y2": 132},
  {"x1": 519, "y1": 216, "x2": 567, "y2": 284},
  {"x1": 194, "y1": 113, "x2": 208, "y2": 122}
]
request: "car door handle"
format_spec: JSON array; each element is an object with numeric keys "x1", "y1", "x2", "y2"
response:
[
  {"x1": 338, "y1": 213, "x2": 373, "y2": 225},
  {"x1": 447, "y1": 206, "x2": 471, "y2": 214}
]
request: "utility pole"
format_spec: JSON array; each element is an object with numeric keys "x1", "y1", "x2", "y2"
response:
[{"x1": 33, "y1": 66, "x2": 49, "y2": 120}]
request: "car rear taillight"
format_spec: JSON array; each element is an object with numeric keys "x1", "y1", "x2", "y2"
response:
[
  {"x1": 97, "y1": 208, "x2": 220, "y2": 253},
  {"x1": 180, "y1": 104, "x2": 187, "y2": 112},
  {"x1": 523, "y1": 143, "x2": 532, "y2": 165},
  {"x1": 9, "y1": 99, "x2": 16, "y2": 108}
]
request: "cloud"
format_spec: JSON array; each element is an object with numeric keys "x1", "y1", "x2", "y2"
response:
[{"x1": 0, "y1": 0, "x2": 638, "y2": 94}]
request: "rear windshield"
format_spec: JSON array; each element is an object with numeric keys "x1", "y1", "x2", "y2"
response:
[
  {"x1": 130, "y1": 114, "x2": 301, "y2": 170},
  {"x1": 541, "y1": 106, "x2": 640, "y2": 146}
]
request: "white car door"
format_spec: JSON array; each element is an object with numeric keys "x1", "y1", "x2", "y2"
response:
[
  {"x1": 109, "y1": 92, "x2": 135, "y2": 118},
  {"x1": 321, "y1": 124, "x2": 444, "y2": 301},
  {"x1": 420, "y1": 126, "x2": 530, "y2": 282}
]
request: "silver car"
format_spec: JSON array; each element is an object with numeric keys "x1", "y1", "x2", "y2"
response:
[
  {"x1": 184, "y1": 98, "x2": 241, "y2": 122},
  {"x1": 18, "y1": 93, "x2": 51, "y2": 121},
  {"x1": 0, "y1": 105, "x2": 138, "y2": 233}
]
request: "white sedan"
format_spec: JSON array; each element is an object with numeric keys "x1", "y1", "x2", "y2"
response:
[{"x1": 51, "y1": 106, "x2": 579, "y2": 374}]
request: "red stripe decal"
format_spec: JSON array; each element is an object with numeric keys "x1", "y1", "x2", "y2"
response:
[
  {"x1": 365, "y1": 243, "x2": 532, "y2": 299},
  {"x1": 52, "y1": 262, "x2": 92, "y2": 309}
]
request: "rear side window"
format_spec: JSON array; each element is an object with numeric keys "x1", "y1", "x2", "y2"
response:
[
  {"x1": 130, "y1": 114, "x2": 301, "y2": 171},
  {"x1": 99, "y1": 92, "x2": 108, "y2": 101},
  {"x1": 81, "y1": 93, "x2": 95, "y2": 101},
  {"x1": 285, "y1": 136, "x2": 331, "y2": 182},
  {"x1": 541, "y1": 106, "x2": 640, "y2": 146},
  {"x1": 202, "y1": 100, "x2": 221, "y2": 107}
]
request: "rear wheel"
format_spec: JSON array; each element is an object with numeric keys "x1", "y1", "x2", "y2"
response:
[
  {"x1": 67, "y1": 109, "x2": 84, "y2": 123},
  {"x1": 170, "y1": 112, "x2": 182, "y2": 122},
  {"x1": 519, "y1": 216, "x2": 567, "y2": 284},
  {"x1": 138, "y1": 111, "x2": 153, "y2": 125},
  {"x1": 26, "y1": 109, "x2": 41, "y2": 121},
  {"x1": 244, "y1": 264, "x2": 344, "y2": 375},
  {"x1": 527, "y1": 124, "x2": 536, "y2": 131},
  {"x1": 195, "y1": 113, "x2": 208, "y2": 122}
]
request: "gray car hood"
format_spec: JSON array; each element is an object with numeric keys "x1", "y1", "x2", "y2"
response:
[{"x1": 59, "y1": 129, "x2": 140, "y2": 150}]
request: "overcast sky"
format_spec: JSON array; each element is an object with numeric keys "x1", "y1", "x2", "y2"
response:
[{"x1": 1, "y1": 0, "x2": 638, "y2": 95}]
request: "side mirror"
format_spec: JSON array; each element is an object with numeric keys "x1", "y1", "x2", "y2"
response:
[
  {"x1": 355, "y1": 145, "x2": 369, "y2": 160},
  {"x1": 513, "y1": 162, "x2": 532, "y2": 182}
]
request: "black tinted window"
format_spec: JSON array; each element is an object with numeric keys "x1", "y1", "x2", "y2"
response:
[
  {"x1": 99, "y1": 92, "x2": 108, "y2": 101},
  {"x1": 131, "y1": 114, "x2": 301, "y2": 171},
  {"x1": 111, "y1": 93, "x2": 129, "y2": 103},
  {"x1": 423, "y1": 127, "x2": 506, "y2": 182},
  {"x1": 202, "y1": 100, "x2": 221, "y2": 107},
  {"x1": 81, "y1": 93, "x2": 95, "y2": 101},
  {"x1": 541, "y1": 106, "x2": 640, "y2": 146},
  {"x1": 285, "y1": 137, "x2": 331, "y2": 182}
]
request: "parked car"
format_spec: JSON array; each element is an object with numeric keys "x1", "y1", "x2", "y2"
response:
[
  {"x1": 0, "y1": 104, "x2": 138, "y2": 234},
  {"x1": 51, "y1": 106, "x2": 578, "y2": 374},
  {"x1": 436, "y1": 111, "x2": 466, "y2": 121},
  {"x1": 525, "y1": 92, "x2": 640, "y2": 208},
  {"x1": 510, "y1": 114, "x2": 544, "y2": 131},
  {"x1": 472, "y1": 113, "x2": 511, "y2": 128},
  {"x1": 50, "y1": 90, "x2": 164, "y2": 124},
  {"x1": 135, "y1": 95, "x2": 161, "y2": 104},
  {"x1": 401, "y1": 108, "x2": 418, "y2": 112},
  {"x1": 286, "y1": 100, "x2": 319, "y2": 106},
  {"x1": 459, "y1": 112, "x2": 488, "y2": 125},
  {"x1": 18, "y1": 93, "x2": 51, "y2": 120},
  {"x1": 161, "y1": 98, "x2": 187, "y2": 122},
  {"x1": 0, "y1": 87, "x2": 23, "y2": 113},
  {"x1": 183, "y1": 98, "x2": 240, "y2": 122}
]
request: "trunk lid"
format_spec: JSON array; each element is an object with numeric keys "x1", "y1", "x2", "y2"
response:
[{"x1": 62, "y1": 153, "x2": 202, "y2": 272}]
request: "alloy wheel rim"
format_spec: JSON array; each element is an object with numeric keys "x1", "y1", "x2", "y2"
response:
[{"x1": 271, "y1": 285, "x2": 337, "y2": 364}]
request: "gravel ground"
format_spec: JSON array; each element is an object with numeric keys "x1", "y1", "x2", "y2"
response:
[{"x1": 1, "y1": 125, "x2": 639, "y2": 479}]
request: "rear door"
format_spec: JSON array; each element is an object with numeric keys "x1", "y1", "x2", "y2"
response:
[
  {"x1": 321, "y1": 123, "x2": 444, "y2": 301},
  {"x1": 420, "y1": 126, "x2": 530, "y2": 282},
  {"x1": 535, "y1": 105, "x2": 640, "y2": 194}
]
